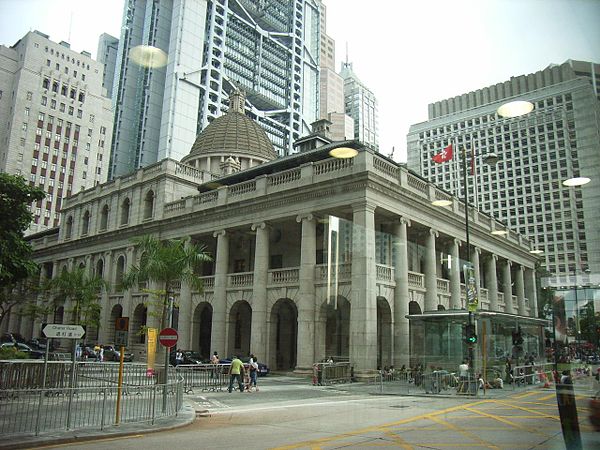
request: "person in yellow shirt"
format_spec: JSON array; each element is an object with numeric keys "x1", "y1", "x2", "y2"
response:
[{"x1": 228, "y1": 356, "x2": 245, "y2": 393}]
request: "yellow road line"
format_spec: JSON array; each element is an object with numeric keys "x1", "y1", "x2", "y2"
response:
[
  {"x1": 272, "y1": 400, "x2": 491, "y2": 450},
  {"x1": 428, "y1": 415, "x2": 500, "y2": 449},
  {"x1": 383, "y1": 429, "x2": 414, "y2": 449},
  {"x1": 538, "y1": 393, "x2": 556, "y2": 401},
  {"x1": 490, "y1": 399, "x2": 560, "y2": 420},
  {"x1": 463, "y1": 406, "x2": 547, "y2": 437},
  {"x1": 512, "y1": 391, "x2": 542, "y2": 399}
]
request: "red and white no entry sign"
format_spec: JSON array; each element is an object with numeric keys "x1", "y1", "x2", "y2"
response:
[{"x1": 158, "y1": 327, "x2": 178, "y2": 348}]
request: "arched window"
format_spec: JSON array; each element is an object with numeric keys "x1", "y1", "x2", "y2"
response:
[
  {"x1": 65, "y1": 216, "x2": 73, "y2": 239},
  {"x1": 115, "y1": 255, "x2": 126, "y2": 288},
  {"x1": 120, "y1": 198, "x2": 130, "y2": 225},
  {"x1": 143, "y1": 190, "x2": 154, "y2": 219},
  {"x1": 82, "y1": 210, "x2": 90, "y2": 235},
  {"x1": 96, "y1": 258, "x2": 104, "y2": 279},
  {"x1": 100, "y1": 204, "x2": 109, "y2": 230}
]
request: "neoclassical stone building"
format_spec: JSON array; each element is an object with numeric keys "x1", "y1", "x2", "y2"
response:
[{"x1": 18, "y1": 93, "x2": 545, "y2": 372}]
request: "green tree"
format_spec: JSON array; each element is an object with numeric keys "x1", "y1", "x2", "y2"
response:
[
  {"x1": 42, "y1": 267, "x2": 108, "y2": 328},
  {"x1": 0, "y1": 173, "x2": 45, "y2": 328},
  {"x1": 121, "y1": 235, "x2": 212, "y2": 329}
]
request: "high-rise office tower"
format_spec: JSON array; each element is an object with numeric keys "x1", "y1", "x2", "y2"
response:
[
  {"x1": 407, "y1": 60, "x2": 600, "y2": 287},
  {"x1": 316, "y1": 0, "x2": 353, "y2": 141},
  {"x1": 0, "y1": 31, "x2": 113, "y2": 235},
  {"x1": 340, "y1": 61, "x2": 379, "y2": 151},
  {"x1": 97, "y1": 33, "x2": 119, "y2": 99},
  {"x1": 108, "y1": 0, "x2": 321, "y2": 179}
]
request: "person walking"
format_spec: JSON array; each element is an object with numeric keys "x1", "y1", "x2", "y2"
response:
[
  {"x1": 228, "y1": 355, "x2": 245, "y2": 393},
  {"x1": 249, "y1": 356, "x2": 259, "y2": 392}
]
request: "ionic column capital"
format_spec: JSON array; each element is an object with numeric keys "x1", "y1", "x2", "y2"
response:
[{"x1": 296, "y1": 213, "x2": 314, "y2": 223}]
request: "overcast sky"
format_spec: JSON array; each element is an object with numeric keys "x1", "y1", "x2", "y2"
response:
[{"x1": 1, "y1": 0, "x2": 599, "y2": 161}]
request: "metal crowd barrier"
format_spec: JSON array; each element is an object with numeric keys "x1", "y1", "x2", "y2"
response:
[
  {"x1": 510, "y1": 362, "x2": 553, "y2": 388},
  {"x1": 312, "y1": 362, "x2": 351, "y2": 385},
  {"x1": 175, "y1": 364, "x2": 228, "y2": 393},
  {"x1": 0, "y1": 378, "x2": 184, "y2": 437}
]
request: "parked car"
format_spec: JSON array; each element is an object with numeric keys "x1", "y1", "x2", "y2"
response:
[
  {"x1": 219, "y1": 356, "x2": 270, "y2": 376},
  {"x1": 0, "y1": 342, "x2": 45, "y2": 359},
  {"x1": 102, "y1": 345, "x2": 134, "y2": 362},
  {"x1": 170, "y1": 350, "x2": 208, "y2": 365}
]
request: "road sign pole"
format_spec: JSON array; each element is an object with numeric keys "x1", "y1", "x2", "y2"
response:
[
  {"x1": 162, "y1": 296, "x2": 174, "y2": 413},
  {"x1": 115, "y1": 345, "x2": 125, "y2": 425}
]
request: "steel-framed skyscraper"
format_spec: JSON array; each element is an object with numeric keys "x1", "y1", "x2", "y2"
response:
[{"x1": 108, "y1": 0, "x2": 321, "y2": 179}]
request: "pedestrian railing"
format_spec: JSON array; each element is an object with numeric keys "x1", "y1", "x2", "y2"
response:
[
  {"x1": 175, "y1": 364, "x2": 228, "y2": 393},
  {"x1": 0, "y1": 378, "x2": 184, "y2": 437},
  {"x1": 312, "y1": 362, "x2": 352, "y2": 385},
  {"x1": 510, "y1": 363, "x2": 553, "y2": 388}
]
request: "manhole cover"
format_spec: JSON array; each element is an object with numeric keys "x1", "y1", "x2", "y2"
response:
[{"x1": 390, "y1": 405, "x2": 410, "y2": 408}]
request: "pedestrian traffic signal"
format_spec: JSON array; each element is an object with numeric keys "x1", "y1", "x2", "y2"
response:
[{"x1": 465, "y1": 324, "x2": 477, "y2": 344}]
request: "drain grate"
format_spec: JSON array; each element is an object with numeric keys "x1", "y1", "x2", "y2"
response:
[{"x1": 389, "y1": 405, "x2": 410, "y2": 408}]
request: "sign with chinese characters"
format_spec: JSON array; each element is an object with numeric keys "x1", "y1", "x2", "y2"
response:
[
  {"x1": 42, "y1": 323, "x2": 86, "y2": 339},
  {"x1": 464, "y1": 263, "x2": 478, "y2": 312}
]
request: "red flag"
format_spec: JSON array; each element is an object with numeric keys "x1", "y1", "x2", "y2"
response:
[{"x1": 432, "y1": 144, "x2": 453, "y2": 163}]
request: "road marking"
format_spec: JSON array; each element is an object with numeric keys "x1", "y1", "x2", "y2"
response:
[
  {"x1": 463, "y1": 406, "x2": 547, "y2": 436},
  {"x1": 272, "y1": 400, "x2": 490, "y2": 450},
  {"x1": 513, "y1": 391, "x2": 541, "y2": 399},
  {"x1": 490, "y1": 399, "x2": 560, "y2": 420},
  {"x1": 34, "y1": 434, "x2": 144, "y2": 448},
  {"x1": 428, "y1": 415, "x2": 500, "y2": 449}
]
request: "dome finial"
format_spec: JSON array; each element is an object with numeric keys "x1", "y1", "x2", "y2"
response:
[{"x1": 229, "y1": 88, "x2": 246, "y2": 114}]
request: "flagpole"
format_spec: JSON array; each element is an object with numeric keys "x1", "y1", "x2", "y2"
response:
[
  {"x1": 461, "y1": 143, "x2": 475, "y2": 375},
  {"x1": 472, "y1": 136, "x2": 479, "y2": 210}
]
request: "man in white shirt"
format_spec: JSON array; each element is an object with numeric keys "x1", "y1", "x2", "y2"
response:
[{"x1": 459, "y1": 361, "x2": 469, "y2": 380}]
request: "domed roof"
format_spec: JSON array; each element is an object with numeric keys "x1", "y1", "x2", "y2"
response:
[{"x1": 185, "y1": 90, "x2": 277, "y2": 162}]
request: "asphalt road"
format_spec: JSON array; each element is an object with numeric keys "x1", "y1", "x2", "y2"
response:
[{"x1": 32, "y1": 376, "x2": 600, "y2": 449}]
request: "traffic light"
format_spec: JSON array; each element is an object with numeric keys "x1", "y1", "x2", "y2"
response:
[{"x1": 465, "y1": 324, "x2": 477, "y2": 344}]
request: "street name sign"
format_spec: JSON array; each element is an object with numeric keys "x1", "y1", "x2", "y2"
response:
[
  {"x1": 158, "y1": 327, "x2": 178, "y2": 348},
  {"x1": 42, "y1": 323, "x2": 86, "y2": 339}
]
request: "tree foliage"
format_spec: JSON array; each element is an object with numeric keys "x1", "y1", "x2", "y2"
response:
[
  {"x1": 42, "y1": 267, "x2": 108, "y2": 327},
  {"x1": 0, "y1": 173, "x2": 45, "y2": 286},
  {"x1": 0, "y1": 173, "x2": 46, "y2": 328},
  {"x1": 121, "y1": 235, "x2": 212, "y2": 328}
]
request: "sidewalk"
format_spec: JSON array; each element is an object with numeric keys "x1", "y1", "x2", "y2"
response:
[{"x1": 0, "y1": 403, "x2": 196, "y2": 450}]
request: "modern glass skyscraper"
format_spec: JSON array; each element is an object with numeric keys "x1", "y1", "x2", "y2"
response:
[
  {"x1": 108, "y1": 0, "x2": 321, "y2": 179},
  {"x1": 339, "y1": 61, "x2": 379, "y2": 151},
  {"x1": 407, "y1": 60, "x2": 600, "y2": 288}
]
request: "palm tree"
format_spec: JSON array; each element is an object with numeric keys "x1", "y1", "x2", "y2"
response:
[
  {"x1": 43, "y1": 267, "x2": 108, "y2": 333},
  {"x1": 121, "y1": 235, "x2": 212, "y2": 329}
]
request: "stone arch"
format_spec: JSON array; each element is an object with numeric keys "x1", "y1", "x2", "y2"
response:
[
  {"x1": 192, "y1": 302, "x2": 213, "y2": 359},
  {"x1": 227, "y1": 300, "x2": 251, "y2": 358},
  {"x1": 82, "y1": 210, "x2": 91, "y2": 235},
  {"x1": 321, "y1": 296, "x2": 351, "y2": 361},
  {"x1": 409, "y1": 301, "x2": 422, "y2": 315},
  {"x1": 377, "y1": 296, "x2": 392, "y2": 369},
  {"x1": 108, "y1": 304, "x2": 123, "y2": 344},
  {"x1": 132, "y1": 303, "x2": 147, "y2": 344},
  {"x1": 143, "y1": 190, "x2": 155, "y2": 219},
  {"x1": 268, "y1": 298, "x2": 298, "y2": 370},
  {"x1": 120, "y1": 197, "x2": 130, "y2": 225},
  {"x1": 437, "y1": 304, "x2": 446, "y2": 311},
  {"x1": 53, "y1": 305, "x2": 64, "y2": 324}
]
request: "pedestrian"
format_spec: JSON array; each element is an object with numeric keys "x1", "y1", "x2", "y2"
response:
[
  {"x1": 228, "y1": 355, "x2": 245, "y2": 393},
  {"x1": 99, "y1": 345, "x2": 104, "y2": 362},
  {"x1": 175, "y1": 349, "x2": 183, "y2": 366},
  {"x1": 459, "y1": 360, "x2": 469, "y2": 380},
  {"x1": 249, "y1": 357, "x2": 259, "y2": 391},
  {"x1": 211, "y1": 351, "x2": 219, "y2": 364}
]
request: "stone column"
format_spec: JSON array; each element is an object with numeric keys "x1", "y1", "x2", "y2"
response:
[
  {"x1": 177, "y1": 239, "x2": 193, "y2": 349},
  {"x1": 485, "y1": 254, "x2": 498, "y2": 311},
  {"x1": 516, "y1": 265, "x2": 526, "y2": 316},
  {"x1": 473, "y1": 247, "x2": 481, "y2": 310},
  {"x1": 350, "y1": 201, "x2": 377, "y2": 370},
  {"x1": 449, "y1": 238, "x2": 461, "y2": 310},
  {"x1": 424, "y1": 229, "x2": 439, "y2": 312},
  {"x1": 524, "y1": 267, "x2": 538, "y2": 317},
  {"x1": 296, "y1": 214, "x2": 316, "y2": 371},
  {"x1": 502, "y1": 260, "x2": 514, "y2": 314},
  {"x1": 251, "y1": 222, "x2": 270, "y2": 362},
  {"x1": 211, "y1": 230, "x2": 229, "y2": 355},
  {"x1": 393, "y1": 217, "x2": 410, "y2": 366},
  {"x1": 98, "y1": 251, "x2": 113, "y2": 343}
]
